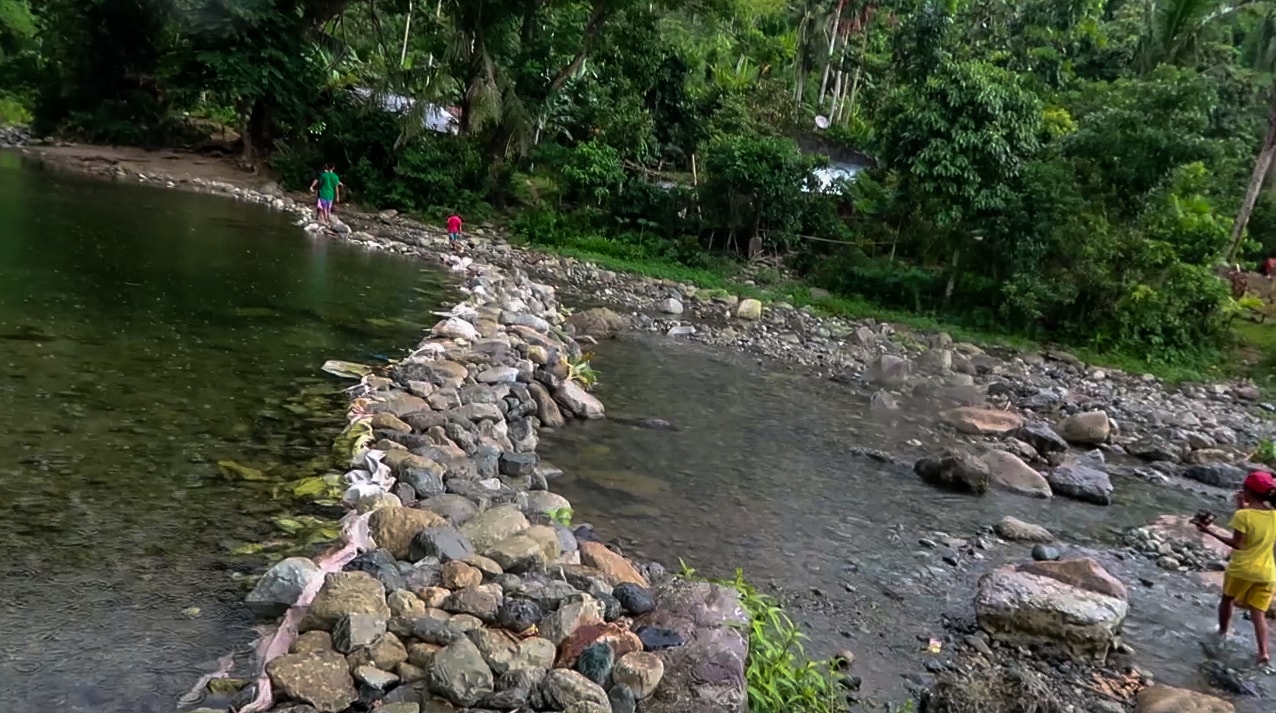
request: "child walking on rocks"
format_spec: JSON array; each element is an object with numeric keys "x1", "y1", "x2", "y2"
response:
[
  {"x1": 447, "y1": 213, "x2": 463, "y2": 246},
  {"x1": 1196, "y1": 470, "x2": 1276, "y2": 664},
  {"x1": 309, "y1": 163, "x2": 343, "y2": 226}
]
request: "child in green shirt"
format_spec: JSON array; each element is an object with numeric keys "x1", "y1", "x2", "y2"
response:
[{"x1": 309, "y1": 163, "x2": 342, "y2": 226}]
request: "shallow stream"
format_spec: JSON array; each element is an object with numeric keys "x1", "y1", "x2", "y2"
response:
[
  {"x1": 541, "y1": 334, "x2": 1269, "y2": 712},
  {"x1": 0, "y1": 156, "x2": 451, "y2": 712}
]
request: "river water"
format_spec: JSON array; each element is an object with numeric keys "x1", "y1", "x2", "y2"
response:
[
  {"x1": 541, "y1": 334, "x2": 1270, "y2": 711},
  {"x1": 0, "y1": 156, "x2": 451, "y2": 713}
]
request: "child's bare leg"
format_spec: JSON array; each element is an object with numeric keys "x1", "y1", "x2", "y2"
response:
[
  {"x1": 1253, "y1": 606, "x2": 1271, "y2": 664},
  {"x1": 1220, "y1": 595, "x2": 1235, "y2": 638}
]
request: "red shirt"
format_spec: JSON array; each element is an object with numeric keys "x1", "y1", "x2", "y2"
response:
[{"x1": 447, "y1": 215, "x2": 462, "y2": 233}]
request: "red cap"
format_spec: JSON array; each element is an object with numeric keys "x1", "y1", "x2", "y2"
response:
[{"x1": 1245, "y1": 471, "x2": 1276, "y2": 494}]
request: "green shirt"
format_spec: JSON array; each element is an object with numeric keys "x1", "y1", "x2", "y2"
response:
[{"x1": 317, "y1": 171, "x2": 340, "y2": 201}]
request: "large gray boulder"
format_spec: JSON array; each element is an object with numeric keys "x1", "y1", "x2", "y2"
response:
[
  {"x1": 975, "y1": 559, "x2": 1128, "y2": 661},
  {"x1": 1047, "y1": 463, "x2": 1112, "y2": 505}
]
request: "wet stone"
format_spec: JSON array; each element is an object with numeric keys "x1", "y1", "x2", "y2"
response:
[
  {"x1": 403, "y1": 466, "x2": 446, "y2": 499},
  {"x1": 1032, "y1": 544, "x2": 1062, "y2": 561},
  {"x1": 496, "y1": 597, "x2": 543, "y2": 633},
  {"x1": 411, "y1": 618, "x2": 469, "y2": 646},
  {"x1": 612, "y1": 651, "x2": 664, "y2": 699},
  {"x1": 635, "y1": 626, "x2": 684, "y2": 651},
  {"x1": 402, "y1": 562, "x2": 443, "y2": 592},
  {"x1": 353, "y1": 664, "x2": 399, "y2": 691},
  {"x1": 333, "y1": 613, "x2": 388, "y2": 654},
  {"x1": 612, "y1": 583, "x2": 655, "y2": 615},
  {"x1": 246, "y1": 556, "x2": 321, "y2": 619},
  {"x1": 596, "y1": 592, "x2": 622, "y2": 622},
  {"x1": 472, "y1": 446, "x2": 501, "y2": 479},
  {"x1": 576, "y1": 643, "x2": 614, "y2": 687},
  {"x1": 427, "y1": 637, "x2": 494, "y2": 707},
  {"x1": 608, "y1": 684, "x2": 638, "y2": 713},
  {"x1": 441, "y1": 560, "x2": 483, "y2": 590},
  {"x1": 418, "y1": 494, "x2": 480, "y2": 526},
  {"x1": 443, "y1": 584, "x2": 503, "y2": 622},
  {"x1": 540, "y1": 669, "x2": 611, "y2": 711},
  {"x1": 345, "y1": 549, "x2": 407, "y2": 595},
  {"x1": 410, "y1": 526, "x2": 475, "y2": 563},
  {"x1": 499, "y1": 451, "x2": 538, "y2": 477},
  {"x1": 266, "y1": 651, "x2": 358, "y2": 713}
]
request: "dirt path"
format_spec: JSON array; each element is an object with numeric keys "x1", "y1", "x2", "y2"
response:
[{"x1": 26, "y1": 144, "x2": 274, "y2": 187}]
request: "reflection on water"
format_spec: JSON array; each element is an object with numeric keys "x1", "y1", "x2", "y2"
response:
[
  {"x1": 0, "y1": 157, "x2": 451, "y2": 712},
  {"x1": 541, "y1": 334, "x2": 1266, "y2": 711}
]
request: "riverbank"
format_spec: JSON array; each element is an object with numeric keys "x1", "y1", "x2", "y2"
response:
[
  {"x1": 4, "y1": 137, "x2": 1265, "y2": 712},
  {"x1": 4, "y1": 128, "x2": 1268, "y2": 387}
]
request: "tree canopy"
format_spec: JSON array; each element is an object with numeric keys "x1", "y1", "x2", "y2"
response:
[{"x1": 11, "y1": 0, "x2": 1276, "y2": 363}]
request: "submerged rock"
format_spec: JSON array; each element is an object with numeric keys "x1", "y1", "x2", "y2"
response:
[
  {"x1": 914, "y1": 450, "x2": 990, "y2": 495},
  {"x1": 993, "y1": 516, "x2": 1054, "y2": 543},
  {"x1": 566, "y1": 307, "x2": 630, "y2": 338}
]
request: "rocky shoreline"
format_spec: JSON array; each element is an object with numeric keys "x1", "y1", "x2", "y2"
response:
[
  {"x1": 2, "y1": 135, "x2": 1265, "y2": 712},
  {"x1": 213, "y1": 260, "x2": 749, "y2": 713}
]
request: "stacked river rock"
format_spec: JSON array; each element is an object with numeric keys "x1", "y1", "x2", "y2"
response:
[
  {"x1": 0, "y1": 124, "x2": 29, "y2": 147},
  {"x1": 239, "y1": 263, "x2": 749, "y2": 713}
]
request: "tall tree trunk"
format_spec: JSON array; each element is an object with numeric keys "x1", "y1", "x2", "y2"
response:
[
  {"x1": 400, "y1": 0, "x2": 413, "y2": 66},
  {"x1": 817, "y1": 0, "x2": 846, "y2": 107},
  {"x1": 1227, "y1": 81, "x2": 1276, "y2": 264},
  {"x1": 547, "y1": 3, "x2": 610, "y2": 95}
]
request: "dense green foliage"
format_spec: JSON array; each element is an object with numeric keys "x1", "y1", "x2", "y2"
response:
[{"x1": 13, "y1": 0, "x2": 1276, "y2": 362}]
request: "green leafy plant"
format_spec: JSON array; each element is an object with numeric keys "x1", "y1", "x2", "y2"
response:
[
  {"x1": 547, "y1": 507, "x2": 574, "y2": 527},
  {"x1": 567, "y1": 352, "x2": 601, "y2": 388},
  {"x1": 1253, "y1": 438, "x2": 1276, "y2": 465},
  {"x1": 679, "y1": 561, "x2": 845, "y2": 713}
]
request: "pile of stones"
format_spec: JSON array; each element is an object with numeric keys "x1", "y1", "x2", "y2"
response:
[{"x1": 231, "y1": 262, "x2": 749, "y2": 713}]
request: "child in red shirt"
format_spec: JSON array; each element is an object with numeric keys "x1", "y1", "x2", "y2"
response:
[{"x1": 447, "y1": 214, "x2": 462, "y2": 244}]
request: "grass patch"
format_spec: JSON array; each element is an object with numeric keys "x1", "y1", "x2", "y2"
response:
[{"x1": 515, "y1": 230, "x2": 1252, "y2": 384}]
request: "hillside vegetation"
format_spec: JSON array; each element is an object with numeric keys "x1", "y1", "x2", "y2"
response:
[{"x1": 8, "y1": 0, "x2": 1276, "y2": 373}]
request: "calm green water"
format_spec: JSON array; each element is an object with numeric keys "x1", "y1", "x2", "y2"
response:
[{"x1": 0, "y1": 155, "x2": 451, "y2": 712}]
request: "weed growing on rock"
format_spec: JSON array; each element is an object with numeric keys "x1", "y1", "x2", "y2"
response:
[
  {"x1": 567, "y1": 352, "x2": 600, "y2": 387},
  {"x1": 682, "y1": 562, "x2": 845, "y2": 713},
  {"x1": 548, "y1": 507, "x2": 574, "y2": 526}
]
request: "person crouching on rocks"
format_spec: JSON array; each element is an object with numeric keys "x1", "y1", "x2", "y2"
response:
[{"x1": 1196, "y1": 470, "x2": 1276, "y2": 665}]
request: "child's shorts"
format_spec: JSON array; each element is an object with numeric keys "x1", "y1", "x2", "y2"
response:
[
  {"x1": 1224, "y1": 575, "x2": 1276, "y2": 611},
  {"x1": 449, "y1": 231, "x2": 460, "y2": 241},
  {"x1": 317, "y1": 198, "x2": 333, "y2": 211}
]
